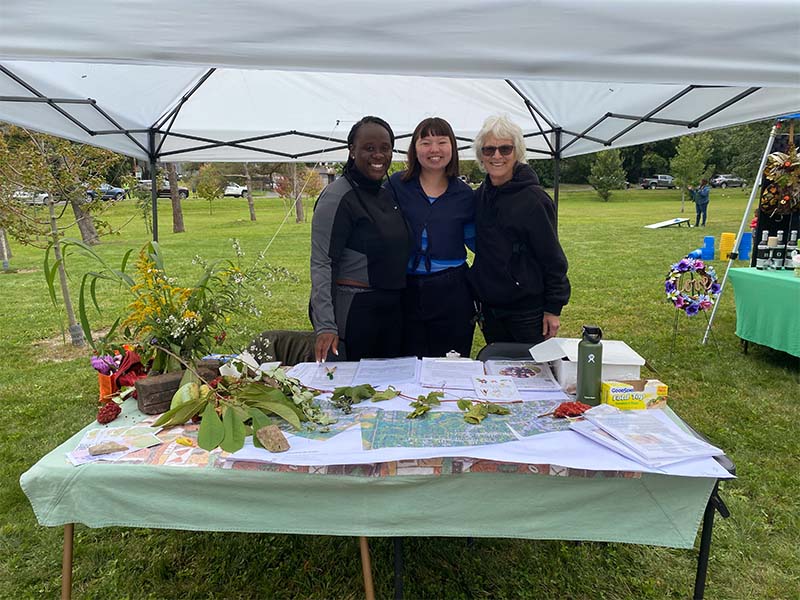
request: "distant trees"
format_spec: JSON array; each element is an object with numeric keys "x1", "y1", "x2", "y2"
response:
[
  {"x1": 671, "y1": 133, "x2": 714, "y2": 212},
  {"x1": 588, "y1": 149, "x2": 627, "y2": 201}
]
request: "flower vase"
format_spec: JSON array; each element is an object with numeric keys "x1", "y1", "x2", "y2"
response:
[{"x1": 98, "y1": 373, "x2": 117, "y2": 402}]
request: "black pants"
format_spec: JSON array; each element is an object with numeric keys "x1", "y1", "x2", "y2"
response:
[
  {"x1": 481, "y1": 305, "x2": 544, "y2": 346},
  {"x1": 403, "y1": 264, "x2": 475, "y2": 358},
  {"x1": 333, "y1": 287, "x2": 404, "y2": 361}
]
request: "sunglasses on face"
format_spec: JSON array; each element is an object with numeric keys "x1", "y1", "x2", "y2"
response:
[{"x1": 481, "y1": 145, "x2": 514, "y2": 157}]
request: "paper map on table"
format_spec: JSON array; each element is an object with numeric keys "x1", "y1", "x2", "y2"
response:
[
  {"x1": 67, "y1": 425, "x2": 162, "y2": 465},
  {"x1": 115, "y1": 422, "x2": 228, "y2": 467},
  {"x1": 484, "y1": 360, "x2": 560, "y2": 391},
  {"x1": 359, "y1": 401, "x2": 572, "y2": 449},
  {"x1": 277, "y1": 398, "x2": 370, "y2": 441}
]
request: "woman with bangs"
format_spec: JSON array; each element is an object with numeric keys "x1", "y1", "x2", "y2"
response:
[
  {"x1": 467, "y1": 114, "x2": 570, "y2": 345},
  {"x1": 388, "y1": 117, "x2": 476, "y2": 358}
]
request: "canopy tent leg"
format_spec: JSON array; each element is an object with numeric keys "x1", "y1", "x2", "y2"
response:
[
  {"x1": 359, "y1": 536, "x2": 375, "y2": 600},
  {"x1": 702, "y1": 122, "x2": 778, "y2": 344},
  {"x1": 148, "y1": 130, "x2": 159, "y2": 243},
  {"x1": 61, "y1": 523, "x2": 74, "y2": 600}
]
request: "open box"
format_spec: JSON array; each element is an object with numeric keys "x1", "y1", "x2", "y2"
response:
[{"x1": 529, "y1": 338, "x2": 645, "y2": 392}]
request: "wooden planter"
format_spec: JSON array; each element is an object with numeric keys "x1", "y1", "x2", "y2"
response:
[{"x1": 135, "y1": 359, "x2": 221, "y2": 415}]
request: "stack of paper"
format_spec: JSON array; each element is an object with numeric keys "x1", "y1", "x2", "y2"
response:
[
  {"x1": 484, "y1": 360, "x2": 560, "y2": 391},
  {"x1": 571, "y1": 405, "x2": 723, "y2": 468}
]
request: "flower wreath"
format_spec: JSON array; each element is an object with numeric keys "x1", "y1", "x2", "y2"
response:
[
  {"x1": 664, "y1": 257, "x2": 721, "y2": 317},
  {"x1": 761, "y1": 121, "x2": 800, "y2": 216}
]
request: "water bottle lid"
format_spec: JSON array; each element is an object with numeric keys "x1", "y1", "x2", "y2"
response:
[{"x1": 581, "y1": 325, "x2": 603, "y2": 343}]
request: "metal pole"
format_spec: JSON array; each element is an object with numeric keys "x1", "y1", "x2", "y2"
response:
[
  {"x1": 702, "y1": 122, "x2": 778, "y2": 344},
  {"x1": 553, "y1": 128, "x2": 562, "y2": 230},
  {"x1": 148, "y1": 130, "x2": 159, "y2": 242}
]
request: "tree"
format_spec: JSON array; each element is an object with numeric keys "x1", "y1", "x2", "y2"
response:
[
  {"x1": 670, "y1": 133, "x2": 714, "y2": 213},
  {"x1": 588, "y1": 149, "x2": 627, "y2": 201},
  {"x1": 275, "y1": 164, "x2": 324, "y2": 223},
  {"x1": 0, "y1": 127, "x2": 126, "y2": 346},
  {"x1": 166, "y1": 162, "x2": 185, "y2": 233},
  {"x1": 196, "y1": 163, "x2": 224, "y2": 214}
]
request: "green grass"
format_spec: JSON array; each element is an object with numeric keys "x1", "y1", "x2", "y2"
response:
[{"x1": 1, "y1": 187, "x2": 798, "y2": 599}]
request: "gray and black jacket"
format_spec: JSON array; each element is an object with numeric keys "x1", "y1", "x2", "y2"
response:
[{"x1": 309, "y1": 167, "x2": 412, "y2": 335}]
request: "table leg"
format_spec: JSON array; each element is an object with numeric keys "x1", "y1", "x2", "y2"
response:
[
  {"x1": 61, "y1": 523, "x2": 74, "y2": 600},
  {"x1": 393, "y1": 537, "x2": 404, "y2": 600},
  {"x1": 359, "y1": 537, "x2": 375, "y2": 600},
  {"x1": 693, "y1": 484, "x2": 730, "y2": 600}
]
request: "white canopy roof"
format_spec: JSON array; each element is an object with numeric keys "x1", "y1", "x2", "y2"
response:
[{"x1": 1, "y1": 0, "x2": 798, "y2": 162}]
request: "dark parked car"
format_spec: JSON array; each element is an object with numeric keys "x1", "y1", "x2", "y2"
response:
[
  {"x1": 710, "y1": 174, "x2": 746, "y2": 188},
  {"x1": 138, "y1": 179, "x2": 190, "y2": 199},
  {"x1": 86, "y1": 183, "x2": 127, "y2": 201}
]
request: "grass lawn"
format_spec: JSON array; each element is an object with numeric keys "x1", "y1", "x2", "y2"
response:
[{"x1": 1, "y1": 186, "x2": 797, "y2": 599}]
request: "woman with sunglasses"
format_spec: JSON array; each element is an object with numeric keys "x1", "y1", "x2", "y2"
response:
[
  {"x1": 387, "y1": 117, "x2": 475, "y2": 358},
  {"x1": 310, "y1": 116, "x2": 413, "y2": 362},
  {"x1": 467, "y1": 114, "x2": 570, "y2": 345}
]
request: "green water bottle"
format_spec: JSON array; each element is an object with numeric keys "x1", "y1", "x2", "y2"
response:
[{"x1": 577, "y1": 325, "x2": 603, "y2": 405}]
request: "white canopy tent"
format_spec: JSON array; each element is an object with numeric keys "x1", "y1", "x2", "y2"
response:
[{"x1": 1, "y1": 0, "x2": 799, "y2": 236}]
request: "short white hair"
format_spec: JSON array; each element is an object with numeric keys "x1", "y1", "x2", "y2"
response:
[{"x1": 473, "y1": 114, "x2": 527, "y2": 168}]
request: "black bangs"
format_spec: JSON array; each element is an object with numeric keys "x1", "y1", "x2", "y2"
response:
[{"x1": 417, "y1": 118, "x2": 453, "y2": 140}]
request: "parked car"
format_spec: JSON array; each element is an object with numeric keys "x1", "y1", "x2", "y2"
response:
[
  {"x1": 138, "y1": 179, "x2": 190, "y2": 199},
  {"x1": 640, "y1": 174, "x2": 676, "y2": 189},
  {"x1": 12, "y1": 189, "x2": 49, "y2": 205},
  {"x1": 86, "y1": 183, "x2": 127, "y2": 201},
  {"x1": 223, "y1": 182, "x2": 248, "y2": 197},
  {"x1": 710, "y1": 174, "x2": 746, "y2": 188}
]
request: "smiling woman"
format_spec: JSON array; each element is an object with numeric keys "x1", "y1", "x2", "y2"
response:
[
  {"x1": 309, "y1": 116, "x2": 413, "y2": 362},
  {"x1": 468, "y1": 114, "x2": 571, "y2": 347}
]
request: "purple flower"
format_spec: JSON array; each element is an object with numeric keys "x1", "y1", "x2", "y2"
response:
[
  {"x1": 685, "y1": 302, "x2": 700, "y2": 316},
  {"x1": 91, "y1": 355, "x2": 116, "y2": 375},
  {"x1": 665, "y1": 280, "x2": 677, "y2": 293},
  {"x1": 710, "y1": 283, "x2": 721, "y2": 295},
  {"x1": 676, "y1": 259, "x2": 691, "y2": 273},
  {"x1": 675, "y1": 295, "x2": 686, "y2": 308},
  {"x1": 694, "y1": 260, "x2": 705, "y2": 270}
]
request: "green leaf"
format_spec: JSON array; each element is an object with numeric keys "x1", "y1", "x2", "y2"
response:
[
  {"x1": 170, "y1": 382, "x2": 200, "y2": 410},
  {"x1": 179, "y1": 368, "x2": 201, "y2": 387},
  {"x1": 372, "y1": 386, "x2": 400, "y2": 402},
  {"x1": 248, "y1": 407, "x2": 272, "y2": 449},
  {"x1": 486, "y1": 403, "x2": 511, "y2": 415},
  {"x1": 238, "y1": 383, "x2": 305, "y2": 421},
  {"x1": 419, "y1": 391, "x2": 443, "y2": 406},
  {"x1": 456, "y1": 399, "x2": 473, "y2": 411},
  {"x1": 464, "y1": 403, "x2": 490, "y2": 425},
  {"x1": 220, "y1": 406, "x2": 246, "y2": 453},
  {"x1": 251, "y1": 400, "x2": 301, "y2": 430},
  {"x1": 153, "y1": 397, "x2": 205, "y2": 427},
  {"x1": 197, "y1": 402, "x2": 224, "y2": 451}
]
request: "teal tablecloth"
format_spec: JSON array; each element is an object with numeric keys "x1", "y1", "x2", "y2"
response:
[
  {"x1": 728, "y1": 268, "x2": 800, "y2": 357},
  {"x1": 20, "y1": 402, "x2": 716, "y2": 549}
]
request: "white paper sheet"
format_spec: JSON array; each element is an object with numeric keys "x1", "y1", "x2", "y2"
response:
[
  {"x1": 484, "y1": 360, "x2": 561, "y2": 391},
  {"x1": 353, "y1": 356, "x2": 419, "y2": 386},
  {"x1": 419, "y1": 358, "x2": 486, "y2": 389}
]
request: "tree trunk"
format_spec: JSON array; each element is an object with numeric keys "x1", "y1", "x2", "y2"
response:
[
  {"x1": 70, "y1": 198, "x2": 100, "y2": 245},
  {"x1": 293, "y1": 164, "x2": 305, "y2": 223},
  {"x1": 168, "y1": 162, "x2": 185, "y2": 233},
  {"x1": 244, "y1": 162, "x2": 257, "y2": 222},
  {"x1": 48, "y1": 197, "x2": 84, "y2": 347},
  {"x1": 681, "y1": 190, "x2": 685, "y2": 213},
  {"x1": 0, "y1": 227, "x2": 11, "y2": 270}
]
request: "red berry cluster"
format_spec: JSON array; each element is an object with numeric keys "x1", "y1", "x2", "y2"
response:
[
  {"x1": 97, "y1": 401, "x2": 122, "y2": 424},
  {"x1": 553, "y1": 401, "x2": 592, "y2": 418}
]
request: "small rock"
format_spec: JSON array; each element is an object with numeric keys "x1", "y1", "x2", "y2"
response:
[
  {"x1": 88, "y1": 441, "x2": 129, "y2": 456},
  {"x1": 256, "y1": 425, "x2": 290, "y2": 453}
]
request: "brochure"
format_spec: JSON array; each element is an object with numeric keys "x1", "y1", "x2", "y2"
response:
[
  {"x1": 419, "y1": 358, "x2": 486, "y2": 390},
  {"x1": 484, "y1": 360, "x2": 560, "y2": 391}
]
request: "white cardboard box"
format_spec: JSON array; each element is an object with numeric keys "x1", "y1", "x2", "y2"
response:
[{"x1": 529, "y1": 338, "x2": 645, "y2": 392}]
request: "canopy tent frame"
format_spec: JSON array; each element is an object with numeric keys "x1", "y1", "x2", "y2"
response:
[{"x1": 0, "y1": 62, "x2": 774, "y2": 240}]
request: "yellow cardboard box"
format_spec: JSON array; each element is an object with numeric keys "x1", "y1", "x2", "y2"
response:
[{"x1": 601, "y1": 379, "x2": 668, "y2": 410}]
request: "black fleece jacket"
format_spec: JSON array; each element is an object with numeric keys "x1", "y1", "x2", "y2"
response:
[{"x1": 468, "y1": 163, "x2": 570, "y2": 314}]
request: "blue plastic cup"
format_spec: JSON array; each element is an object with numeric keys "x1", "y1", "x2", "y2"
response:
[{"x1": 701, "y1": 236, "x2": 715, "y2": 260}]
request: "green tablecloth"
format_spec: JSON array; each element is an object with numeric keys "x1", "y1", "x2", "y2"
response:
[
  {"x1": 20, "y1": 402, "x2": 716, "y2": 549},
  {"x1": 728, "y1": 268, "x2": 800, "y2": 357}
]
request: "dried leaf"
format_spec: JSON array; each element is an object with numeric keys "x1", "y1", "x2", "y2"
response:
[{"x1": 255, "y1": 425, "x2": 290, "y2": 452}]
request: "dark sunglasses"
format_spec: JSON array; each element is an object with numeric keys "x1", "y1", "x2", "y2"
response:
[{"x1": 481, "y1": 145, "x2": 514, "y2": 157}]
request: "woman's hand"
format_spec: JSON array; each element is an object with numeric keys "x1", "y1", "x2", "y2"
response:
[
  {"x1": 315, "y1": 332, "x2": 339, "y2": 363},
  {"x1": 542, "y1": 313, "x2": 560, "y2": 340}
]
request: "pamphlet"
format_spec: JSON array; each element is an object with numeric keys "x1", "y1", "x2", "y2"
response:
[
  {"x1": 580, "y1": 405, "x2": 723, "y2": 462},
  {"x1": 419, "y1": 358, "x2": 486, "y2": 390},
  {"x1": 484, "y1": 360, "x2": 560, "y2": 391},
  {"x1": 353, "y1": 356, "x2": 419, "y2": 386},
  {"x1": 471, "y1": 375, "x2": 521, "y2": 401}
]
